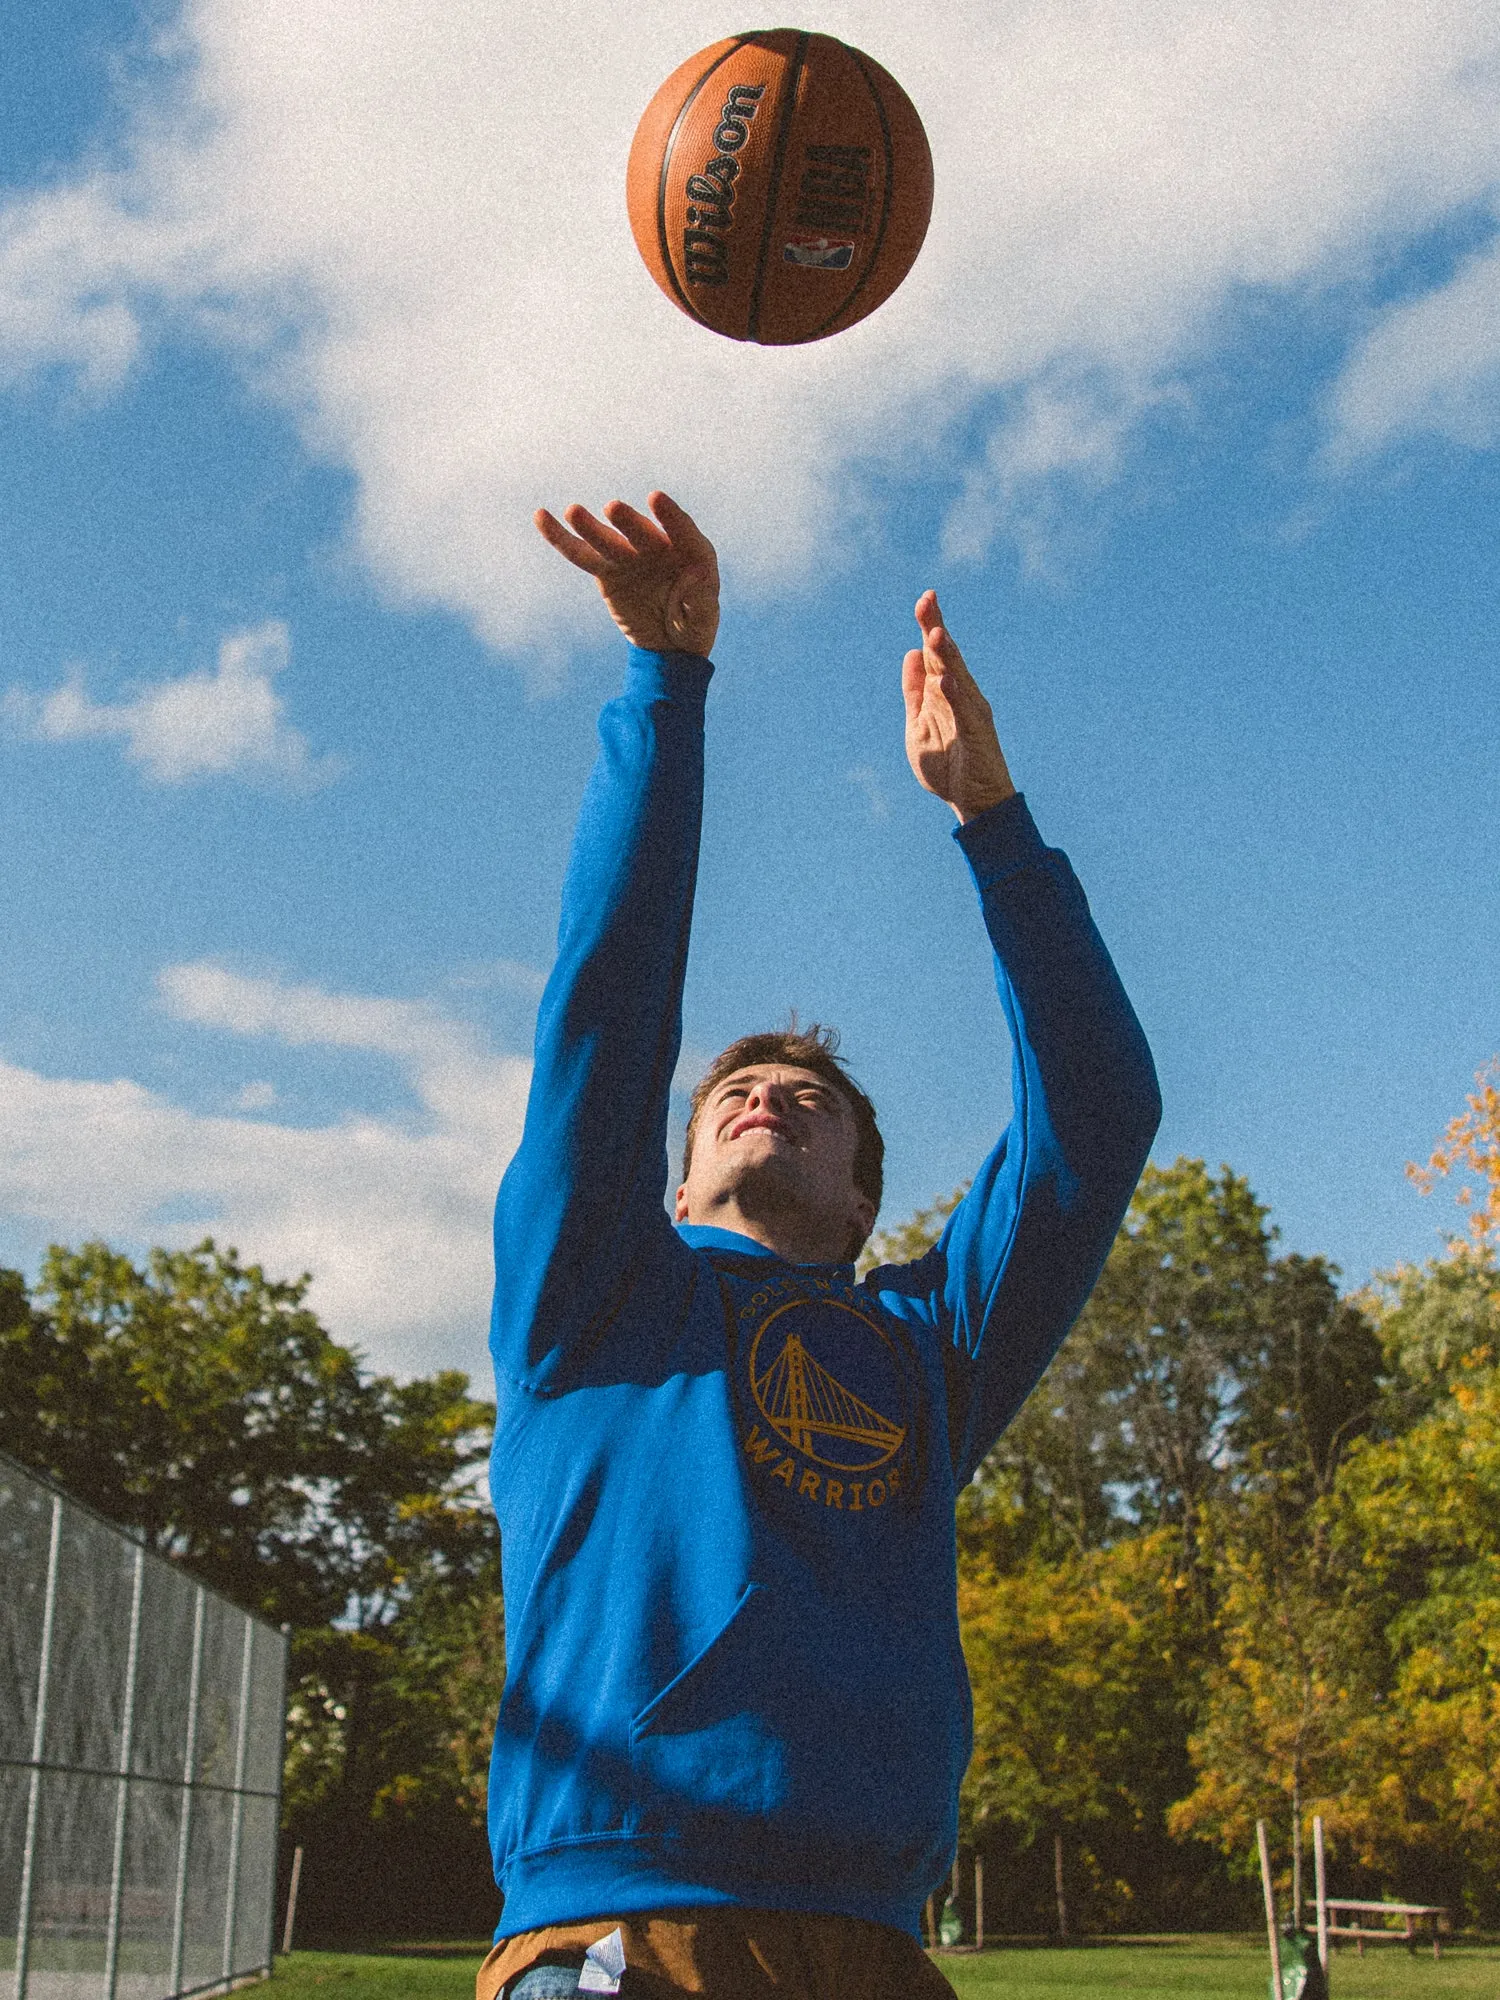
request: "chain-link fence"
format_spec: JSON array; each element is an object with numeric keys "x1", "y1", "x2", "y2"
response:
[{"x1": 1, "y1": 1450, "x2": 288, "y2": 2000}]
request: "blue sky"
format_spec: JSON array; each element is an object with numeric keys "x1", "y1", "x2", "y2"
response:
[{"x1": 1, "y1": 0, "x2": 1498, "y2": 1378}]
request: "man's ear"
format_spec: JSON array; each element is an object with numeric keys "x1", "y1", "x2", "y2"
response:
[
  {"x1": 852, "y1": 1193, "x2": 876, "y2": 1243},
  {"x1": 674, "y1": 1183, "x2": 690, "y2": 1222}
]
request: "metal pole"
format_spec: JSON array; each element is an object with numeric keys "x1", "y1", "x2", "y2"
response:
[
  {"x1": 13, "y1": 1493, "x2": 63, "y2": 2000},
  {"x1": 1258, "y1": 1819, "x2": 1283, "y2": 2000},
  {"x1": 974, "y1": 1852, "x2": 984, "y2": 1952},
  {"x1": 104, "y1": 1543, "x2": 146, "y2": 2000},
  {"x1": 169, "y1": 1586, "x2": 207, "y2": 1997},
  {"x1": 280, "y1": 1849, "x2": 303, "y2": 1957},
  {"x1": 264, "y1": 1627, "x2": 291, "y2": 1973},
  {"x1": 221, "y1": 1615, "x2": 255, "y2": 1984},
  {"x1": 1313, "y1": 1815, "x2": 1329, "y2": 1976}
]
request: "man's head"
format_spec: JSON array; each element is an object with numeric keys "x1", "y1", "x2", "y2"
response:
[{"x1": 675, "y1": 1025, "x2": 883, "y2": 1264}]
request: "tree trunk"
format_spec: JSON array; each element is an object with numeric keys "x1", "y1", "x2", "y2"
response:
[{"x1": 1054, "y1": 1829, "x2": 1068, "y2": 1938}]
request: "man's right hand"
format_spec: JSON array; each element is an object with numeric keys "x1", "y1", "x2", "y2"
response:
[{"x1": 535, "y1": 490, "x2": 720, "y2": 657}]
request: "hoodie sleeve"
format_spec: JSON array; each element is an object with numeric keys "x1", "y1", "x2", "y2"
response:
[
  {"x1": 491, "y1": 646, "x2": 712, "y2": 1393},
  {"x1": 870, "y1": 794, "x2": 1161, "y2": 1484}
]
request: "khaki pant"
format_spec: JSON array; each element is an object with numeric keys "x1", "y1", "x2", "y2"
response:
[{"x1": 477, "y1": 1910, "x2": 958, "y2": 2000}]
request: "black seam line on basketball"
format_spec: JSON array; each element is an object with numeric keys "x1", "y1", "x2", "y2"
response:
[
  {"x1": 746, "y1": 30, "x2": 809, "y2": 344},
  {"x1": 811, "y1": 43, "x2": 897, "y2": 341},
  {"x1": 657, "y1": 38, "x2": 751, "y2": 324}
]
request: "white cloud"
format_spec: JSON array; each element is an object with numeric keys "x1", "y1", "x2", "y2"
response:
[
  {"x1": 0, "y1": 963, "x2": 531, "y2": 1375},
  {"x1": 1325, "y1": 220, "x2": 1500, "y2": 462},
  {"x1": 0, "y1": 1, "x2": 1497, "y2": 637},
  {"x1": 847, "y1": 763, "x2": 891, "y2": 821},
  {"x1": 5, "y1": 622, "x2": 333, "y2": 785}
]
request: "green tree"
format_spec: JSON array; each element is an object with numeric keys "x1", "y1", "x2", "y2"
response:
[
  {"x1": 0, "y1": 1238, "x2": 494, "y2": 1629},
  {"x1": 1083, "y1": 1161, "x2": 1272, "y2": 1559},
  {"x1": 0, "y1": 1240, "x2": 504, "y2": 1935},
  {"x1": 958, "y1": 1530, "x2": 1203, "y2": 1930},
  {"x1": 1166, "y1": 1484, "x2": 1385, "y2": 1908},
  {"x1": 962, "y1": 1160, "x2": 1285, "y2": 1576},
  {"x1": 1233, "y1": 1254, "x2": 1385, "y2": 1503},
  {"x1": 1329, "y1": 1261, "x2": 1500, "y2": 1917}
]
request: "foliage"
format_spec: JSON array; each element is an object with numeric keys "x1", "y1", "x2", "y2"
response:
[
  {"x1": 1166, "y1": 1485, "x2": 1384, "y2": 1869},
  {"x1": 1168, "y1": 1072, "x2": 1500, "y2": 1922},
  {"x1": 1080, "y1": 1162, "x2": 1271, "y2": 1557},
  {"x1": 1330, "y1": 1333, "x2": 1500, "y2": 1911},
  {"x1": 0, "y1": 1237, "x2": 502, "y2": 1936},
  {"x1": 0, "y1": 1238, "x2": 495, "y2": 1630},
  {"x1": 1410, "y1": 1057, "x2": 1500, "y2": 1256},
  {"x1": 8, "y1": 1058, "x2": 1500, "y2": 1936},
  {"x1": 960, "y1": 1528, "x2": 1195, "y2": 1848},
  {"x1": 860, "y1": 1184, "x2": 968, "y2": 1272}
]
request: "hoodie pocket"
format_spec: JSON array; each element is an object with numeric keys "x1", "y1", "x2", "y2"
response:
[
  {"x1": 629, "y1": 1585, "x2": 786, "y2": 1822},
  {"x1": 628, "y1": 1580, "x2": 964, "y2": 1896}
]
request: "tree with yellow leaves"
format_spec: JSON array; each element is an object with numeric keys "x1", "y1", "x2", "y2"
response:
[{"x1": 1410, "y1": 1056, "x2": 1500, "y2": 1256}]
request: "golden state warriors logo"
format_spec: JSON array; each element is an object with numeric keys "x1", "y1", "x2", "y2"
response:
[
  {"x1": 749, "y1": 1300, "x2": 905, "y2": 1471},
  {"x1": 734, "y1": 1277, "x2": 915, "y2": 1515}
]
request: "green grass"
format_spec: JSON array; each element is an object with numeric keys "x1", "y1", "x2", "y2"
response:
[
  {"x1": 263, "y1": 1937, "x2": 1500, "y2": 2000},
  {"x1": 268, "y1": 1946, "x2": 491, "y2": 2000},
  {"x1": 940, "y1": 1938, "x2": 1500, "y2": 2000}
]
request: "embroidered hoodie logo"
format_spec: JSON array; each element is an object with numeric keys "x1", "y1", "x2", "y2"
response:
[
  {"x1": 734, "y1": 1279, "x2": 915, "y2": 1513},
  {"x1": 750, "y1": 1300, "x2": 905, "y2": 1471}
]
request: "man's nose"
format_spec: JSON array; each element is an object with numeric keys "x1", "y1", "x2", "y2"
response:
[{"x1": 749, "y1": 1078, "x2": 791, "y2": 1115}]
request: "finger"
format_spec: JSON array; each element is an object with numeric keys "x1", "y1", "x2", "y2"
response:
[
  {"x1": 924, "y1": 622, "x2": 978, "y2": 691},
  {"x1": 901, "y1": 646, "x2": 926, "y2": 719},
  {"x1": 926, "y1": 626, "x2": 994, "y2": 728},
  {"x1": 602, "y1": 498, "x2": 672, "y2": 555},
  {"x1": 562, "y1": 503, "x2": 638, "y2": 564},
  {"x1": 535, "y1": 507, "x2": 611, "y2": 577},
  {"x1": 914, "y1": 589, "x2": 942, "y2": 638},
  {"x1": 649, "y1": 490, "x2": 715, "y2": 560}
]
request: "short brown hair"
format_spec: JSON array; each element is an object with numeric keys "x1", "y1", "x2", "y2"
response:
[{"x1": 682, "y1": 1022, "x2": 883, "y2": 1255}]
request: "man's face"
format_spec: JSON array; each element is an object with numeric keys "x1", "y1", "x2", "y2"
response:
[{"x1": 674, "y1": 1063, "x2": 875, "y2": 1259}]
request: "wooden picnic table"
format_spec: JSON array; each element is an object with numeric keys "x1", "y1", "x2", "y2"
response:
[{"x1": 1324, "y1": 1899, "x2": 1449, "y2": 1959}]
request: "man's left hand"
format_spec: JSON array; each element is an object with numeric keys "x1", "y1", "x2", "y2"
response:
[
  {"x1": 902, "y1": 591, "x2": 1016, "y2": 823},
  {"x1": 535, "y1": 491, "x2": 720, "y2": 657}
]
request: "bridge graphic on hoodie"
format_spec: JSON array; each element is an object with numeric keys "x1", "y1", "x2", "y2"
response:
[{"x1": 751, "y1": 1323, "x2": 906, "y2": 1471}]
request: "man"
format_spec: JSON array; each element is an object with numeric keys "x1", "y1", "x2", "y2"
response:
[{"x1": 479, "y1": 492, "x2": 1160, "y2": 2000}]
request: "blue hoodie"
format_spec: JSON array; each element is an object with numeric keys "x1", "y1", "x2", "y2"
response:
[{"x1": 487, "y1": 646, "x2": 1159, "y2": 1941}]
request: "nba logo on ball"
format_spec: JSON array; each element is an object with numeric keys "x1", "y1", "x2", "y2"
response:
[
  {"x1": 627, "y1": 30, "x2": 934, "y2": 345},
  {"x1": 783, "y1": 236, "x2": 856, "y2": 270}
]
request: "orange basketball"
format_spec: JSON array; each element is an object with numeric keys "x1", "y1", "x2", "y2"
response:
[{"x1": 626, "y1": 30, "x2": 934, "y2": 346}]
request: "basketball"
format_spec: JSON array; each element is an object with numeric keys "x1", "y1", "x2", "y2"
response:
[{"x1": 626, "y1": 30, "x2": 934, "y2": 346}]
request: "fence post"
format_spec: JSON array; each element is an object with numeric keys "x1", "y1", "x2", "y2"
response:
[
  {"x1": 104, "y1": 1543, "x2": 146, "y2": 2000},
  {"x1": 265, "y1": 1628, "x2": 292, "y2": 1973},
  {"x1": 221, "y1": 1615, "x2": 256, "y2": 1985},
  {"x1": 169, "y1": 1587, "x2": 207, "y2": 1997},
  {"x1": 1258, "y1": 1819, "x2": 1283, "y2": 2000},
  {"x1": 974, "y1": 1852, "x2": 984, "y2": 1951},
  {"x1": 281, "y1": 1848, "x2": 304, "y2": 1957},
  {"x1": 13, "y1": 1493, "x2": 62, "y2": 2000}
]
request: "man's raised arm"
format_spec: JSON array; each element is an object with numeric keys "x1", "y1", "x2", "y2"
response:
[
  {"x1": 491, "y1": 494, "x2": 720, "y2": 1393},
  {"x1": 876, "y1": 593, "x2": 1161, "y2": 1476}
]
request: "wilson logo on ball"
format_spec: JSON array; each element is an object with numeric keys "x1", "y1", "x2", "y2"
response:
[
  {"x1": 682, "y1": 82, "x2": 765, "y2": 288},
  {"x1": 627, "y1": 30, "x2": 933, "y2": 346}
]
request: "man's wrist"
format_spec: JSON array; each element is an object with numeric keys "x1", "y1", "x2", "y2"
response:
[{"x1": 953, "y1": 780, "x2": 1018, "y2": 825}]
